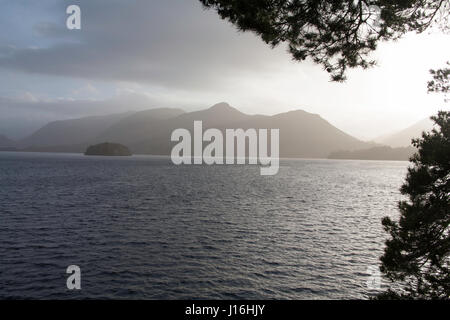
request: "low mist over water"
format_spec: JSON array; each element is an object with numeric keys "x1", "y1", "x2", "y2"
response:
[{"x1": 0, "y1": 152, "x2": 407, "y2": 299}]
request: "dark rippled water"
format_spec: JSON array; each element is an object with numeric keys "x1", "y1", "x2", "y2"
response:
[{"x1": 0, "y1": 152, "x2": 408, "y2": 299}]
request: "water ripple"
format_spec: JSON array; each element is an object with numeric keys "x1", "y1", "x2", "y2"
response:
[{"x1": 0, "y1": 152, "x2": 407, "y2": 299}]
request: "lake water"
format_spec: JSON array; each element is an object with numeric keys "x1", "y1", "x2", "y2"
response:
[{"x1": 0, "y1": 152, "x2": 408, "y2": 299}]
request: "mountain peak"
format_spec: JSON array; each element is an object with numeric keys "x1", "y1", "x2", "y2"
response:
[
  {"x1": 274, "y1": 109, "x2": 320, "y2": 119},
  {"x1": 208, "y1": 102, "x2": 240, "y2": 113}
]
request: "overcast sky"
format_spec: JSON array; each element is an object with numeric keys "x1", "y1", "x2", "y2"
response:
[{"x1": 0, "y1": 0, "x2": 448, "y2": 139}]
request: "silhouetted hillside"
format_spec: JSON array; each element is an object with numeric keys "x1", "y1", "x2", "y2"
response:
[
  {"x1": 128, "y1": 103, "x2": 373, "y2": 158},
  {"x1": 329, "y1": 146, "x2": 416, "y2": 161},
  {"x1": 17, "y1": 102, "x2": 376, "y2": 158},
  {"x1": 96, "y1": 108, "x2": 185, "y2": 145},
  {"x1": 241, "y1": 110, "x2": 371, "y2": 158},
  {"x1": 374, "y1": 118, "x2": 434, "y2": 147},
  {"x1": 19, "y1": 112, "x2": 134, "y2": 148}
]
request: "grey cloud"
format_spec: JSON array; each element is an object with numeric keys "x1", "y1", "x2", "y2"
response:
[
  {"x1": 33, "y1": 22, "x2": 73, "y2": 39},
  {"x1": 0, "y1": 92, "x2": 162, "y2": 117},
  {"x1": 0, "y1": 0, "x2": 289, "y2": 91}
]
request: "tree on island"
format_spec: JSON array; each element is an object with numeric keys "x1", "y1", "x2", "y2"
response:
[
  {"x1": 200, "y1": 0, "x2": 449, "y2": 81},
  {"x1": 85, "y1": 142, "x2": 132, "y2": 156}
]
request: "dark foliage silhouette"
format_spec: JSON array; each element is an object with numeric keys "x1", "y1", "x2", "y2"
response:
[
  {"x1": 378, "y1": 66, "x2": 449, "y2": 299},
  {"x1": 428, "y1": 62, "x2": 450, "y2": 102},
  {"x1": 200, "y1": 0, "x2": 449, "y2": 81},
  {"x1": 377, "y1": 111, "x2": 449, "y2": 299}
]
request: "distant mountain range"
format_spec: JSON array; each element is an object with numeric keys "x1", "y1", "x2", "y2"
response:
[
  {"x1": 0, "y1": 103, "x2": 434, "y2": 160},
  {"x1": 373, "y1": 117, "x2": 434, "y2": 148},
  {"x1": 18, "y1": 111, "x2": 134, "y2": 149}
]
